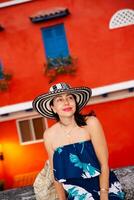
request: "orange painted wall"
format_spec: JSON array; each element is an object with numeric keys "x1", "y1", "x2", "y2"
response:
[
  {"x1": 0, "y1": 97, "x2": 134, "y2": 188},
  {"x1": 0, "y1": 120, "x2": 46, "y2": 188},
  {"x1": 0, "y1": 0, "x2": 134, "y2": 189}
]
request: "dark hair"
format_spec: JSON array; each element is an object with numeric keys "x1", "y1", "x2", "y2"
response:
[{"x1": 50, "y1": 94, "x2": 96, "y2": 126}]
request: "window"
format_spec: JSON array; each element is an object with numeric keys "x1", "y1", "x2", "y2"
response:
[
  {"x1": 0, "y1": 61, "x2": 4, "y2": 79},
  {"x1": 17, "y1": 116, "x2": 47, "y2": 144},
  {"x1": 109, "y1": 9, "x2": 134, "y2": 29},
  {"x1": 41, "y1": 23, "x2": 69, "y2": 59}
]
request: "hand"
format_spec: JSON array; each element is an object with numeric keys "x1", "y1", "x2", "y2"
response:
[{"x1": 100, "y1": 192, "x2": 108, "y2": 200}]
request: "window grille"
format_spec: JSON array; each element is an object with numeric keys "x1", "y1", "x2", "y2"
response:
[{"x1": 109, "y1": 9, "x2": 134, "y2": 29}]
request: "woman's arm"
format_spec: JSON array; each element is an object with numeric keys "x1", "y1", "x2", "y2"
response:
[
  {"x1": 86, "y1": 116, "x2": 109, "y2": 200},
  {"x1": 43, "y1": 129, "x2": 67, "y2": 200}
]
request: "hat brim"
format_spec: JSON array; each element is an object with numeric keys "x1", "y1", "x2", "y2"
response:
[{"x1": 32, "y1": 87, "x2": 92, "y2": 119}]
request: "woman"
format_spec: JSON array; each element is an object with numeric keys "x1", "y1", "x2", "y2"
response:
[{"x1": 33, "y1": 82, "x2": 125, "y2": 200}]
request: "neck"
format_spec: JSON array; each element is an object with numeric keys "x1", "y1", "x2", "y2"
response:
[{"x1": 59, "y1": 116, "x2": 76, "y2": 127}]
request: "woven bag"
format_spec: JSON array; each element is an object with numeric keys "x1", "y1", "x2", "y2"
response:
[{"x1": 33, "y1": 160, "x2": 59, "y2": 200}]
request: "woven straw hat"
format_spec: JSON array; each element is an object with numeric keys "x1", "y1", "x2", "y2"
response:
[{"x1": 33, "y1": 82, "x2": 92, "y2": 119}]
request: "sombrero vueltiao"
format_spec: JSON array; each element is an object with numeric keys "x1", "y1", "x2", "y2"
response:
[{"x1": 32, "y1": 82, "x2": 92, "y2": 119}]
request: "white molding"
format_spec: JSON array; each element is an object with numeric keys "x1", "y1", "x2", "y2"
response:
[
  {"x1": 16, "y1": 118, "x2": 23, "y2": 144},
  {"x1": 30, "y1": 118, "x2": 36, "y2": 140},
  {"x1": 0, "y1": 111, "x2": 38, "y2": 122},
  {"x1": 92, "y1": 80, "x2": 134, "y2": 96},
  {"x1": 0, "y1": 0, "x2": 32, "y2": 8},
  {"x1": 88, "y1": 89, "x2": 134, "y2": 105},
  {"x1": 0, "y1": 101, "x2": 32, "y2": 115},
  {"x1": 20, "y1": 139, "x2": 44, "y2": 146},
  {"x1": 0, "y1": 80, "x2": 134, "y2": 122}
]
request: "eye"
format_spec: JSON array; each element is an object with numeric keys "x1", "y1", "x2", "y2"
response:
[
  {"x1": 68, "y1": 95, "x2": 74, "y2": 100},
  {"x1": 56, "y1": 97, "x2": 63, "y2": 102}
]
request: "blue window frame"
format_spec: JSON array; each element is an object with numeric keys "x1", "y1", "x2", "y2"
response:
[
  {"x1": 0, "y1": 61, "x2": 4, "y2": 80},
  {"x1": 41, "y1": 24, "x2": 69, "y2": 59}
]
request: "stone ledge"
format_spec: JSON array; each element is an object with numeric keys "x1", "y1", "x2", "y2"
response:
[
  {"x1": 0, "y1": 166, "x2": 133, "y2": 200},
  {"x1": 113, "y1": 166, "x2": 134, "y2": 200},
  {"x1": 0, "y1": 186, "x2": 36, "y2": 200}
]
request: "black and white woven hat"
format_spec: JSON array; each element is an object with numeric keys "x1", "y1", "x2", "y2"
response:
[{"x1": 32, "y1": 82, "x2": 92, "y2": 119}]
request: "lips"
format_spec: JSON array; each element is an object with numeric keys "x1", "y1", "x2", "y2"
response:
[{"x1": 63, "y1": 107, "x2": 72, "y2": 112}]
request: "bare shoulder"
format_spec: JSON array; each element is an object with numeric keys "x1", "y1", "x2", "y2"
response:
[
  {"x1": 86, "y1": 115, "x2": 101, "y2": 128},
  {"x1": 43, "y1": 123, "x2": 59, "y2": 155},
  {"x1": 85, "y1": 116, "x2": 105, "y2": 137},
  {"x1": 43, "y1": 123, "x2": 58, "y2": 144}
]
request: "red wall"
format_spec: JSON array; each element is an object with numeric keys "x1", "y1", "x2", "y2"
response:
[
  {"x1": 84, "y1": 98, "x2": 134, "y2": 167},
  {"x1": 0, "y1": 97, "x2": 134, "y2": 188},
  {"x1": 0, "y1": 0, "x2": 134, "y2": 106},
  {"x1": 0, "y1": 0, "x2": 134, "y2": 189}
]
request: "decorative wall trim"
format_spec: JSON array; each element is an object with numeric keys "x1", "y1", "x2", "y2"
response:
[
  {"x1": 0, "y1": 80, "x2": 133, "y2": 122},
  {"x1": 109, "y1": 9, "x2": 134, "y2": 29},
  {"x1": 30, "y1": 7, "x2": 70, "y2": 23},
  {"x1": 0, "y1": 0, "x2": 32, "y2": 8}
]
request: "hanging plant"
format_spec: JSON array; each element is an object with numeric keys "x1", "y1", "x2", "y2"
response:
[
  {"x1": 0, "y1": 72, "x2": 12, "y2": 92},
  {"x1": 44, "y1": 55, "x2": 77, "y2": 83}
]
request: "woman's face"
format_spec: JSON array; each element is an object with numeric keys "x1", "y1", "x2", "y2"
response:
[{"x1": 51, "y1": 92, "x2": 76, "y2": 118}]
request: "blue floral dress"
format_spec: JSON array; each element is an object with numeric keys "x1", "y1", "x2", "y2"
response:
[{"x1": 53, "y1": 140, "x2": 125, "y2": 200}]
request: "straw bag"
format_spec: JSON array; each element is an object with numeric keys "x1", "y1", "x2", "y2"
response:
[{"x1": 33, "y1": 160, "x2": 59, "y2": 200}]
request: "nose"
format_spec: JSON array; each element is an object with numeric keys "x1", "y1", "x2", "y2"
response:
[{"x1": 64, "y1": 98, "x2": 69, "y2": 105}]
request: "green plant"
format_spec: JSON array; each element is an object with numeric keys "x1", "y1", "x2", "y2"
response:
[
  {"x1": 0, "y1": 73, "x2": 12, "y2": 91},
  {"x1": 0, "y1": 179, "x2": 5, "y2": 191},
  {"x1": 44, "y1": 55, "x2": 77, "y2": 83}
]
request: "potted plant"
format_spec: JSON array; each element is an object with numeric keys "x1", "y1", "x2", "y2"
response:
[
  {"x1": 44, "y1": 55, "x2": 77, "y2": 83},
  {"x1": 0, "y1": 72, "x2": 12, "y2": 92},
  {"x1": 0, "y1": 179, "x2": 5, "y2": 191}
]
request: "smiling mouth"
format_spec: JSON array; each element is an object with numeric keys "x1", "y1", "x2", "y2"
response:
[{"x1": 63, "y1": 107, "x2": 72, "y2": 112}]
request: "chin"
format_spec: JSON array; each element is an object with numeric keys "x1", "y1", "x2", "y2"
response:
[
  {"x1": 63, "y1": 112, "x2": 75, "y2": 118},
  {"x1": 59, "y1": 111, "x2": 73, "y2": 117}
]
